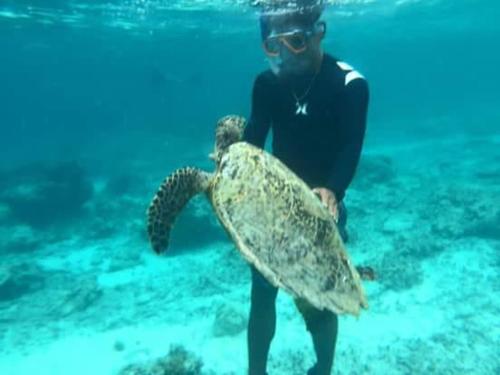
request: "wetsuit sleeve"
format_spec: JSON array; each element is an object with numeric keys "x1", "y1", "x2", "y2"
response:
[
  {"x1": 327, "y1": 78, "x2": 369, "y2": 201},
  {"x1": 243, "y1": 74, "x2": 271, "y2": 148}
]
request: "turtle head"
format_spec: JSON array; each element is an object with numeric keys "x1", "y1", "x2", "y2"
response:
[{"x1": 209, "y1": 115, "x2": 246, "y2": 163}]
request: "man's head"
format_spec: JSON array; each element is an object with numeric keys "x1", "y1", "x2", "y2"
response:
[{"x1": 258, "y1": 0, "x2": 326, "y2": 78}]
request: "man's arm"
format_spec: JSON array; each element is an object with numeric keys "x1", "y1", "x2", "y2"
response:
[
  {"x1": 326, "y1": 78, "x2": 369, "y2": 201},
  {"x1": 243, "y1": 74, "x2": 272, "y2": 148}
]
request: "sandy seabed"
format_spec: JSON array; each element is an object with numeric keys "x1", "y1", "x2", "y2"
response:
[{"x1": 1, "y1": 133, "x2": 499, "y2": 375}]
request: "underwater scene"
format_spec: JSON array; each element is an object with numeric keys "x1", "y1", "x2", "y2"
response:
[{"x1": 0, "y1": 0, "x2": 499, "y2": 374}]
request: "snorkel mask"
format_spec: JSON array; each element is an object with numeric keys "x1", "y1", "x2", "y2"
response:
[
  {"x1": 257, "y1": 1, "x2": 326, "y2": 76},
  {"x1": 262, "y1": 21, "x2": 326, "y2": 56}
]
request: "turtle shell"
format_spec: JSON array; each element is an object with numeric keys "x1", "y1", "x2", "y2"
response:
[{"x1": 209, "y1": 142, "x2": 368, "y2": 316}]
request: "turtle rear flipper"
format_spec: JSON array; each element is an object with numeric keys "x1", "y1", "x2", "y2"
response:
[
  {"x1": 147, "y1": 167, "x2": 212, "y2": 254},
  {"x1": 355, "y1": 266, "x2": 376, "y2": 281}
]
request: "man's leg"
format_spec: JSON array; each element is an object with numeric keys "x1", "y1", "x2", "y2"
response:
[
  {"x1": 295, "y1": 300, "x2": 338, "y2": 375},
  {"x1": 304, "y1": 201, "x2": 347, "y2": 374},
  {"x1": 248, "y1": 266, "x2": 279, "y2": 375},
  {"x1": 307, "y1": 311, "x2": 338, "y2": 375}
]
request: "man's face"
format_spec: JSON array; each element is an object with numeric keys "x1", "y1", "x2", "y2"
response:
[{"x1": 262, "y1": 16, "x2": 324, "y2": 78}]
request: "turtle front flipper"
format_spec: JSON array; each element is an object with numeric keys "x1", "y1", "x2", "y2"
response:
[{"x1": 147, "y1": 167, "x2": 212, "y2": 254}]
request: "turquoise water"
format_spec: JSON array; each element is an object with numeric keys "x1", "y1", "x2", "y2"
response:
[{"x1": 0, "y1": 1, "x2": 499, "y2": 374}]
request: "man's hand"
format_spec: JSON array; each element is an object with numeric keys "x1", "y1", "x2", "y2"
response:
[{"x1": 312, "y1": 187, "x2": 339, "y2": 222}]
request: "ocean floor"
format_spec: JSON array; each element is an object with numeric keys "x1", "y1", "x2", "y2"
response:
[{"x1": 0, "y1": 131, "x2": 499, "y2": 375}]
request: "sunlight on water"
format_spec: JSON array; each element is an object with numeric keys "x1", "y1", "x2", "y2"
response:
[{"x1": 0, "y1": 0, "x2": 443, "y2": 31}]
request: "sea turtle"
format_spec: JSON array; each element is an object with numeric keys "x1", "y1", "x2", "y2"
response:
[{"x1": 147, "y1": 115, "x2": 371, "y2": 316}]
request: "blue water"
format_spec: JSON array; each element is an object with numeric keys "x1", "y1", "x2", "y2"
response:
[{"x1": 0, "y1": 1, "x2": 499, "y2": 374}]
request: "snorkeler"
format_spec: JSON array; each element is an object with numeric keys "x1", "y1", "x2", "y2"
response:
[{"x1": 243, "y1": 1, "x2": 369, "y2": 374}]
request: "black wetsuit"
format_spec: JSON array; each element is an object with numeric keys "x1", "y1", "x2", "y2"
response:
[
  {"x1": 244, "y1": 53, "x2": 369, "y2": 201},
  {"x1": 244, "y1": 53, "x2": 369, "y2": 375}
]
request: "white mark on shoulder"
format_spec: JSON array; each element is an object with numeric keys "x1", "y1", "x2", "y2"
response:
[
  {"x1": 345, "y1": 70, "x2": 364, "y2": 85},
  {"x1": 336, "y1": 61, "x2": 354, "y2": 71},
  {"x1": 337, "y1": 61, "x2": 364, "y2": 86}
]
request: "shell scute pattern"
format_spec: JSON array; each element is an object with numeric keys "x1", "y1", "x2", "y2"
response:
[{"x1": 209, "y1": 142, "x2": 367, "y2": 315}]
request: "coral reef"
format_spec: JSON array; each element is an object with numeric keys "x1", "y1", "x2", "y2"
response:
[
  {"x1": 83, "y1": 191, "x2": 143, "y2": 241},
  {"x1": 376, "y1": 248, "x2": 423, "y2": 291},
  {"x1": 53, "y1": 276, "x2": 102, "y2": 317},
  {"x1": 462, "y1": 211, "x2": 500, "y2": 240},
  {"x1": 426, "y1": 184, "x2": 499, "y2": 240},
  {"x1": 335, "y1": 322, "x2": 498, "y2": 375},
  {"x1": 0, "y1": 202, "x2": 9, "y2": 222},
  {"x1": 269, "y1": 350, "x2": 309, "y2": 375},
  {"x1": 0, "y1": 161, "x2": 93, "y2": 228},
  {"x1": 0, "y1": 263, "x2": 46, "y2": 302},
  {"x1": 351, "y1": 154, "x2": 396, "y2": 191},
  {"x1": 105, "y1": 173, "x2": 145, "y2": 196},
  {"x1": 381, "y1": 214, "x2": 415, "y2": 234},
  {"x1": 106, "y1": 244, "x2": 144, "y2": 273},
  {"x1": 0, "y1": 224, "x2": 46, "y2": 253},
  {"x1": 165, "y1": 196, "x2": 227, "y2": 253},
  {"x1": 0, "y1": 269, "x2": 104, "y2": 346},
  {"x1": 393, "y1": 235, "x2": 446, "y2": 261},
  {"x1": 381, "y1": 336, "x2": 488, "y2": 374},
  {"x1": 212, "y1": 303, "x2": 247, "y2": 337},
  {"x1": 118, "y1": 345, "x2": 203, "y2": 375}
]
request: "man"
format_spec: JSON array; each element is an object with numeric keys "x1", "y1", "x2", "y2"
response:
[{"x1": 243, "y1": 1, "x2": 369, "y2": 374}]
